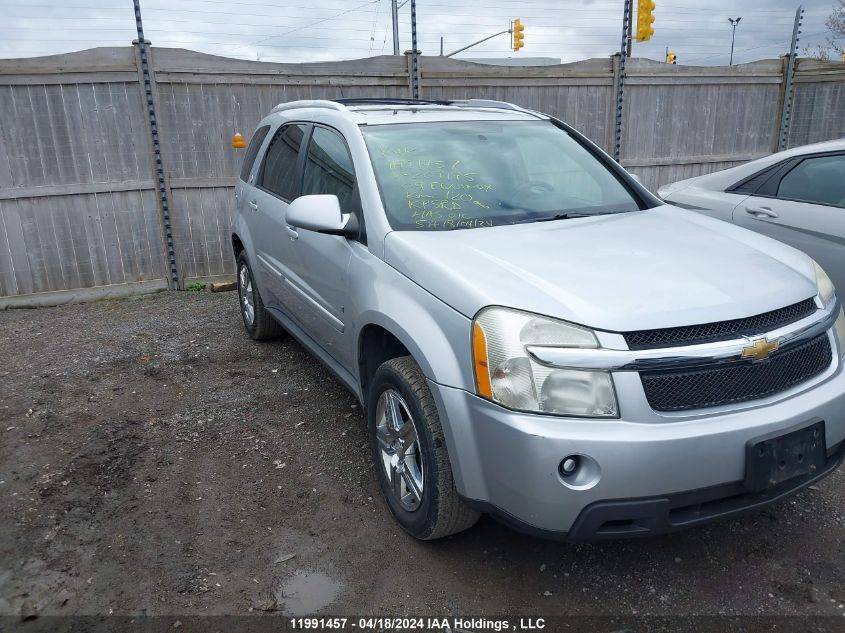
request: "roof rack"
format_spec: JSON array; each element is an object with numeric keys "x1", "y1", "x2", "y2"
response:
[
  {"x1": 337, "y1": 98, "x2": 527, "y2": 111},
  {"x1": 336, "y1": 98, "x2": 452, "y2": 106},
  {"x1": 269, "y1": 97, "x2": 543, "y2": 118},
  {"x1": 449, "y1": 99, "x2": 526, "y2": 112},
  {"x1": 271, "y1": 99, "x2": 347, "y2": 114}
]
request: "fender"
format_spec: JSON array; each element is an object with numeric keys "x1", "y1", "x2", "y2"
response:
[
  {"x1": 348, "y1": 249, "x2": 481, "y2": 498},
  {"x1": 348, "y1": 244, "x2": 475, "y2": 393}
]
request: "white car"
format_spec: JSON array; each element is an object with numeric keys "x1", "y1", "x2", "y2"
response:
[{"x1": 658, "y1": 139, "x2": 845, "y2": 296}]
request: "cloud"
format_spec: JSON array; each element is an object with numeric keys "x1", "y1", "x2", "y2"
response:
[{"x1": 0, "y1": 0, "x2": 836, "y2": 65}]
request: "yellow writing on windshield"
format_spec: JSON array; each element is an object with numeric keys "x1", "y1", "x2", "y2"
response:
[{"x1": 375, "y1": 146, "x2": 499, "y2": 229}]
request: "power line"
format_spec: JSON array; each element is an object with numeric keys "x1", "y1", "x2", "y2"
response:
[
  {"x1": 0, "y1": 0, "x2": 834, "y2": 65},
  {"x1": 217, "y1": 0, "x2": 380, "y2": 55}
]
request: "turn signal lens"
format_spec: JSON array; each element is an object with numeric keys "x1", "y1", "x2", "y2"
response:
[{"x1": 472, "y1": 321, "x2": 493, "y2": 398}]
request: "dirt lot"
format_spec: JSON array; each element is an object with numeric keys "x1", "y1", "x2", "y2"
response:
[{"x1": 1, "y1": 291, "x2": 845, "y2": 621}]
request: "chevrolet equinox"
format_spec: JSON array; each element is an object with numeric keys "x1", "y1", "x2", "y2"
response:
[{"x1": 231, "y1": 98, "x2": 845, "y2": 541}]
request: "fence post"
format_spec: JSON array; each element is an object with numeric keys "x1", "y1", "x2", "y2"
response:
[
  {"x1": 612, "y1": 0, "x2": 632, "y2": 162},
  {"x1": 405, "y1": 51, "x2": 415, "y2": 98},
  {"x1": 410, "y1": 0, "x2": 420, "y2": 98},
  {"x1": 132, "y1": 2, "x2": 181, "y2": 290},
  {"x1": 771, "y1": 56, "x2": 789, "y2": 153},
  {"x1": 610, "y1": 53, "x2": 622, "y2": 158},
  {"x1": 776, "y1": 6, "x2": 804, "y2": 151}
]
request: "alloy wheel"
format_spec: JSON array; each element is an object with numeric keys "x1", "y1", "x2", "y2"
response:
[
  {"x1": 238, "y1": 263, "x2": 255, "y2": 326},
  {"x1": 375, "y1": 389, "x2": 425, "y2": 512}
]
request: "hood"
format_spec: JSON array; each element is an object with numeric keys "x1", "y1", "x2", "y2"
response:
[{"x1": 383, "y1": 206, "x2": 818, "y2": 332}]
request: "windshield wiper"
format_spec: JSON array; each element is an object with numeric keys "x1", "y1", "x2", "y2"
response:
[{"x1": 511, "y1": 210, "x2": 625, "y2": 225}]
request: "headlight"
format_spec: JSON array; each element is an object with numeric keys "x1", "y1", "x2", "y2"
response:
[
  {"x1": 472, "y1": 307, "x2": 618, "y2": 417},
  {"x1": 835, "y1": 308, "x2": 845, "y2": 359},
  {"x1": 814, "y1": 261, "x2": 843, "y2": 358},
  {"x1": 813, "y1": 261, "x2": 835, "y2": 307}
]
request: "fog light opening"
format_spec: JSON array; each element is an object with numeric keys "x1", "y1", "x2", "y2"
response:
[{"x1": 557, "y1": 453, "x2": 601, "y2": 490}]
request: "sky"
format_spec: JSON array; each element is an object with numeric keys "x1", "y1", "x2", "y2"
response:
[{"x1": 0, "y1": 0, "x2": 839, "y2": 66}]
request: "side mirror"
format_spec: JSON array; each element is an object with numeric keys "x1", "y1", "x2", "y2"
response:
[{"x1": 286, "y1": 194, "x2": 359, "y2": 237}]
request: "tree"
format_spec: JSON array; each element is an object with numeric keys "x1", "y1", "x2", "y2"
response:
[
  {"x1": 824, "y1": 0, "x2": 844, "y2": 57},
  {"x1": 804, "y1": 1, "x2": 844, "y2": 60}
]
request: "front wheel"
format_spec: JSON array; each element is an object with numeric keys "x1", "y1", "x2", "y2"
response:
[{"x1": 367, "y1": 356, "x2": 480, "y2": 540}]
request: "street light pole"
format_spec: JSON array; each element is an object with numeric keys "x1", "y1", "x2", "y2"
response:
[{"x1": 728, "y1": 17, "x2": 741, "y2": 65}]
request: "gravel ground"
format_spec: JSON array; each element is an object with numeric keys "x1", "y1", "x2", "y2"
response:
[{"x1": 1, "y1": 290, "x2": 845, "y2": 620}]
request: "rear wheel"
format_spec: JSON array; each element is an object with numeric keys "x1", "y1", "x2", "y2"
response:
[
  {"x1": 236, "y1": 252, "x2": 284, "y2": 340},
  {"x1": 367, "y1": 356, "x2": 480, "y2": 540}
]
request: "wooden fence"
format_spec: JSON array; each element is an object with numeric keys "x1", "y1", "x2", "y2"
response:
[{"x1": 0, "y1": 46, "x2": 843, "y2": 304}]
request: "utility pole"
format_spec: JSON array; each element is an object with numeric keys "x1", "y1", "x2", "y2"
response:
[
  {"x1": 391, "y1": 0, "x2": 399, "y2": 55},
  {"x1": 728, "y1": 17, "x2": 741, "y2": 65}
]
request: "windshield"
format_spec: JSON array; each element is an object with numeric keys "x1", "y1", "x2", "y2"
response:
[{"x1": 361, "y1": 120, "x2": 643, "y2": 231}]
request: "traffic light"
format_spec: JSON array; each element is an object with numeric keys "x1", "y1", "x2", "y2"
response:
[
  {"x1": 666, "y1": 51, "x2": 677, "y2": 64},
  {"x1": 512, "y1": 19, "x2": 525, "y2": 52},
  {"x1": 636, "y1": 0, "x2": 656, "y2": 42}
]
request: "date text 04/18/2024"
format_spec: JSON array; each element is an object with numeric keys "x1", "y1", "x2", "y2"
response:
[{"x1": 288, "y1": 617, "x2": 547, "y2": 631}]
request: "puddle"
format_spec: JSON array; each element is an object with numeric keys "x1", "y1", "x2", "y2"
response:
[{"x1": 278, "y1": 571, "x2": 341, "y2": 616}]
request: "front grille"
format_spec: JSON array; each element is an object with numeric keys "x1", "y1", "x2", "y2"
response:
[
  {"x1": 641, "y1": 333, "x2": 832, "y2": 412},
  {"x1": 624, "y1": 298, "x2": 817, "y2": 350}
]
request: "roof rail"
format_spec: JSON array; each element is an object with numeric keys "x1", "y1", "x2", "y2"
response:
[
  {"x1": 337, "y1": 98, "x2": 452, "y2": 106},
  {"x1": 449, "y1": 99, "x2": 525, "y2": 111},
  {"x1": 269, "y1": 97, "x2": 546, "y2": 119},
  {"x1": 271, "y1": 99, "x2": 347, "y2": 114},
  {"x1": 339, "y1": 98, "x2": 528, "y2": 111}
]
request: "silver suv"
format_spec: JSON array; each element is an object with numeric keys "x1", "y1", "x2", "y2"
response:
[{"x1": 231, "y1": 98, "x2": 845, "y2": 541}]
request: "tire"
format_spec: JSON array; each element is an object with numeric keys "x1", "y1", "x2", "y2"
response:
[
  {"x1": 236, "y1": 252, "x2": 284, "y2": 341},
  {"x1": 367, "y1": 356, "x2": 480, "y2": 540}
]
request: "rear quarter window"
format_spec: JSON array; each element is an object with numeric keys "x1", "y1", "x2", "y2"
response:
[{"x1": 239, "y1": 125, "x2": 271, "y2": 183}]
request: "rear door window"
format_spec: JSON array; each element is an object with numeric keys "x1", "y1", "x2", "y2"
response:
[
  {"x1": 776, "y1": 154, "x2": 845, "y2": 207},
  {"x1": 259, "y1": 123, "x2": 308, "y2": 200},
  {"x1": 239, "y1": 125, "x2": 270, "y2": 183}
]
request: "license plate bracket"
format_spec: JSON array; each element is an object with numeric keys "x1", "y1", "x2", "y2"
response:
[{"x1": 745, "y1": 421, "x2": 826, "y2": 493}]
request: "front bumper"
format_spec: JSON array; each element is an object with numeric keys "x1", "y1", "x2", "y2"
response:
[
  {"x1": 428, "y1": 348, "x2": 845, "y2": 539},
  {"x1": 565, "y1": 441, "x2": 843, "y2": 540}
]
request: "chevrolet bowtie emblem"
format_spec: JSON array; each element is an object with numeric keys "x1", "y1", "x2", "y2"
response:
[{"x1": 741, "y1": 337, "x2": 780, "y2": 361}]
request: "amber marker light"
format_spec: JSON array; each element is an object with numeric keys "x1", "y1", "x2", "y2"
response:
[
  {"x1": 473, "y1": 321, "x2": 493, "y2": 399},
  {"x1": 231, "y1": 133, "x2": 246, "y2": 149}
]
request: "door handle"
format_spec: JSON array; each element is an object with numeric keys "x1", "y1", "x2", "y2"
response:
[
  {"x1": 247, "y1": 200, "x2": 258, "y2": 212},
  {"x1": 285, "y1": 225, "x2": 299, "y2": 240},
  {"x1": 745, "y1": 205, "x2": 779, "y2": 219}
]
